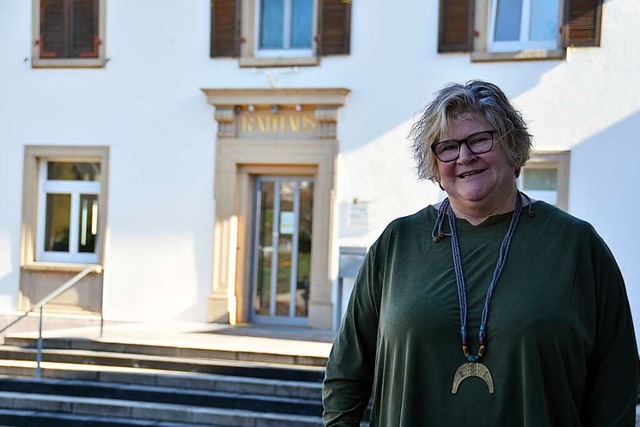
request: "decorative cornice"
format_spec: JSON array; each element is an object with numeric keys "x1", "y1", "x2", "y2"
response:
[{"x1": 201, "y1": 88, "x2": 350, "y2": 107}]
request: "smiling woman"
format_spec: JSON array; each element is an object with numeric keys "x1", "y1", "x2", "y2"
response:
[
  {"x1": 322, "y1": 80, "x2": 639, "y2": 426},
  {"x1": 434, "y1": 112, "x2": 518, "y2": 225}
]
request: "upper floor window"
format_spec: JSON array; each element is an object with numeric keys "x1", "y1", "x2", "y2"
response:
[
  {"x1": 257, "y1": 0, "x2": 314, "y2": 58},
  {"x1": 32, "y1": 0, "x2": 106, "y2": 68},
  {"x1": 438, "y1": 0, "x2": 602, "y2": 61},
  {"x1": 210, "y1": 0, "x2": 351, "y2": 67},
  {"x1": 488, "y1": 0, "x2": 560, "y2": 52}
]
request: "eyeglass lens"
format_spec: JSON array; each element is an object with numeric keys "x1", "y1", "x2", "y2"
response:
[{"x1": 433, "y1": 131, "x2": 494, "y2": 162}]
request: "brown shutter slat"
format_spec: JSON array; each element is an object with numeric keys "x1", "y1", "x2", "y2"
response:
[
  {"x1": 40, "y1": 0, "x2": 67, "y2": 58},
  {"x1": 318, "y1": 0, "x2": 351, "y2": 56},
  {"x1": 72, "y1": 0, "x2": 99, "y2": 58},
  {"x1": 564, "y1": 0, "x2": 602, "y2": 47},
  {"x1": 438, "y1": 0, "x2": 474, "y2": 53},
  {"x1": 211, "y1": 0, "x2": 240, "y2": 57}
]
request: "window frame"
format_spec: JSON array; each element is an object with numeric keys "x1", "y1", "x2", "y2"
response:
[
  {"x1": 31, "y1": 0, "x2": 107, "y2": 68},
  {"x1": 253, "y1": 0, "x2": 315, "y2": 59},
  {"x1": 21, "y1": 146, "x2": 109, "y2": 269},
  {"x1": 36, "y1": 161, "x2": 101, "y2": 264},
  {"x1": 487, "y1": 0, "x2": 561, "y2": 53},
  {"x1": 240, "y1": 0, "x2": 320, "y2": 67},
  {"x1": 210, "y1": 0, "x2": 351, "y2": 66},
  {"x1": 520, "y1": 151, "x2": 570, "y2": 211}
]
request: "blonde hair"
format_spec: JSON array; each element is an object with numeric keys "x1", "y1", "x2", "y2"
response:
[{"x1": 408, "y1": 80, "x2": 533, "y2": 182}]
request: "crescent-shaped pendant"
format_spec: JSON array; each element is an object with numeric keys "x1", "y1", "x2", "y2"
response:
[{"x1": 451, "y1": 362, "x2": 495, "y2": 394}]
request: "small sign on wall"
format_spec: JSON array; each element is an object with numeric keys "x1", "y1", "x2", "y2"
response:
[
  {"x1": 346, "y1": 203, "x2": 367, "y2": 228},
  {"x1": 339, "y1": 199, "x2": 369, "y2": 237},
  {"x1": 280, "y1": 212, "x2": 295, "y2": 235}
]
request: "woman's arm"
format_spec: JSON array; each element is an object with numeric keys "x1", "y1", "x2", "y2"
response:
[
  {"x1": 582, "y1": 236, "x2": 639, "y2": 426},
  {"x1": 322, "y1": 245, "x2": 382, "y2": 426}
]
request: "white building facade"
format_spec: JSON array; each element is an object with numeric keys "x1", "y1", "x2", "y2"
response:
[{"x1": 1, "y1": 0, "x2": 639, "y2": 338}]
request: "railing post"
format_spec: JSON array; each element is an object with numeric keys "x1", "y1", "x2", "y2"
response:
[
  {"x1": 0, "y1": 265, "x2": 100, "y2": 379},
  {"x1": 36, "y1": 306, "x2": 44, "y2": 380}
]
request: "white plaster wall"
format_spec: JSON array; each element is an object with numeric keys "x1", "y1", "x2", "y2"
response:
[
  {"x1": 0, "y1": 0, "x2": 28, "y2": 312},
  {"x1": 0, "y1": 0, "x2": 219, "y2": 322},
  {"x1": 1, "y1": 0, "x2": 639, "y2": 332}
]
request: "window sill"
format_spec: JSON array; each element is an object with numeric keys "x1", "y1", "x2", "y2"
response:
[
  {"x1": 32, "y1": 58, "x2": 107, "y2": 68},
  {"x1": 239, "y1": 56, "x2": 319, "y2": 68},
  {"x1": 22, "y1": 262, "x2": 103, "y2": 274},
  {"x1": 470, "y1": 49, "x2": 565, "y2": 62}
]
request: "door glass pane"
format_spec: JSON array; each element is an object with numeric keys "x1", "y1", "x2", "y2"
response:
[
  {"x1": 48, "y1": 162, "x2": 101, "y2": 181},
  {"x1": 494, "y1": 0, "x2": 522, "y2": 42},
  {"x1": 256, "y1": 182, "x2": 275, "y2": 316},
  {"x1": 44, "y1": 194, "x2": 71, "y2": 252},
  {"x1": 260, "y1": 0, "x2": 284, "y2": 49},
  {"x1": 78, "y1": 194, "x2": 98, "y2": 253},
  {"x1": 296, "y1": 180, "x2": 313, "y2": 317},
  {"x1": 276, "y1": 181, "x2": 295, "y2": 316},
  {"x1": 529, "y1": 0, "x2": 559, "y2": 42},
  {"x1": 291, "y1": 0, "x2": 312, "y2": 48}
]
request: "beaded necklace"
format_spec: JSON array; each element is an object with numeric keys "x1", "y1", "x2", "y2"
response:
[{"x1": 432, "y1": 192, "x2": 523, "y2": 394}]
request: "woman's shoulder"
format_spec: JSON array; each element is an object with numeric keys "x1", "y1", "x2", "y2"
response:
[
  {"x1": 531, "y1": 200, "x2": 588, "y2": 224},
  {"x1": 369, "y1": 206, "x2": 438, "y2": 253},
  {"x1": 528, "y1": 200, "x2": 598, "y2": 238},
  {"x1": 384, "y1": 205, "x2": 438, "y2": 234}
]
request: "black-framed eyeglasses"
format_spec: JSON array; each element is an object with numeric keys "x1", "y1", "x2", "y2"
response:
[{"x1": 431, "y1": 130, "x2": 496, "y2": 162}]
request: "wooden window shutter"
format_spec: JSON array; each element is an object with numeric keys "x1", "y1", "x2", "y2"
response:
[
  {"x1": 438, "y1": 0, "x2": 474, "y2": 53},
  {"x1": 210, "y1": 0, "x2": 240, "y2": 57},
  {"x1": 40, "y1": 0, "x2": 99, "y2": 59},
  {"x1": 72, "y1": 0, "x2": 99, "y2": 58},
  {"x1": 564, "y1": 0, "x2": 603, "y2": 47},
  {"x1": 318, "y1": 0, "x2": 352, "y2": 56},
  {"x1": 40, "y1": 0, "x2": 67, "y2": 58}
]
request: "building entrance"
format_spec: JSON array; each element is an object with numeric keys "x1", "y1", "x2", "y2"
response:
[{"x1": 250, "y1": 176, "x2": 314, "y2": 325}]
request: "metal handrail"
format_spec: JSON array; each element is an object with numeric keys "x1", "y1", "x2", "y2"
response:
[{"x1": 0, "y1": 265, "x2": 102, "y2": 379}]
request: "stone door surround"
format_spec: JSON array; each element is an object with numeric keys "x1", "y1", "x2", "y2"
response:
[{"x1": 202, "y1": 87, "x2": 349, "y2": 329}]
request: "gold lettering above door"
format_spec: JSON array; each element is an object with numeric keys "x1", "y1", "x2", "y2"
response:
[{"x1": 238, "y1": 112, "x2": 318, "y2": 139}]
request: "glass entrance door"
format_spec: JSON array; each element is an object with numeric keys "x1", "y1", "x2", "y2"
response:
[{"x1": 251, "y1": 176, "x2": 314, "y2": 325}]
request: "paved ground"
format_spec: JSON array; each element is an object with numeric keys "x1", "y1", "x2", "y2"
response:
[{"x1": 9, "y1": 320, "x2": 337, "y2": 360}]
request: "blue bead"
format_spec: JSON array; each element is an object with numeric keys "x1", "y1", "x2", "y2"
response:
[{"x1": 466, "y1": 355, "x2": 474, "y2": 362}]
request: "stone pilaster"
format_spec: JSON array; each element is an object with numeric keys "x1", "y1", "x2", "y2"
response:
[
  {"x1": 214, "y1": 107, "x2": 236, "y2": 138},
  {"x1": 315, "y1": 107, "x2": 339, "y2": 139}
]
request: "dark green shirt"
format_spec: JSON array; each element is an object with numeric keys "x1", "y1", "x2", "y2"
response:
[{"x1": 323, "y1": 201, "x2": 639, "y2": 426}]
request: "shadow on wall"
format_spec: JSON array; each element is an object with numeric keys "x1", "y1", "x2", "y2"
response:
[
  {"x1": 335, "y1": 60, "x2": 563, "y2": 239},
  {"x1": 569, "y1": 109, "x2": 640, "y2": 345},
  {"x1": 337, "y1": 59, "x2": 563, "y2": 156},
  {"x1": 570, "y1": 109, "x2": 640, "y2": 246}
]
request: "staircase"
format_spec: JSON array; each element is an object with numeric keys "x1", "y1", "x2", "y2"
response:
[{"x1": 0, "y1": 326, "x2": 332, "y2": 427}]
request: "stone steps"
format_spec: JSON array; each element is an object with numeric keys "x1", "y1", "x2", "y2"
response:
[
  {"x1": 0, "y1": 335, "x2": 328, "y2": 426},
  {"x1": 0, "y1": 345, "x2": 324, "y2": 382},
  {"x1": 0, "y1": 361, "x2": 321, "y2": 400},
  {"x1": 0, "y1": 377, "x2": 323, "y2": 416},
  {"x1": 0, "y1": 392, "x2": 323, "y2": 426},
  {"x1": 3, "y1": 336, "x2": 328, "y2": 367}
]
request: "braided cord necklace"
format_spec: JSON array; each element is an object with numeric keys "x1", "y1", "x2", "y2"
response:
[{"x1": 433, "y1": 192, "x2": 523, "y2": 394}]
